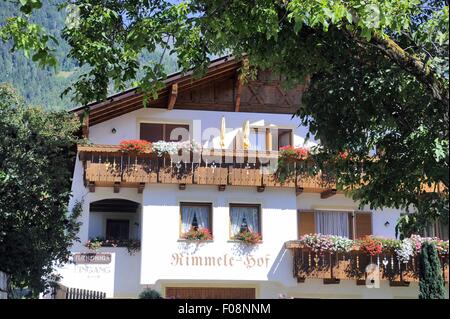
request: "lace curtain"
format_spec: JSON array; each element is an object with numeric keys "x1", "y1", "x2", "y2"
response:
[
  {"x1": 181, "y1": 205, "x2": 210, "y2": 233},
  {"x1": 315, "y1": 210, "x2": 350, "y2": 237},
  {"x1": 230, "y1": 206, "x2": 260, "y2": 235}
]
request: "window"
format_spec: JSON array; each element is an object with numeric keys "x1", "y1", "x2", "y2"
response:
[
  {"x1": 298, "y1": 210, "x2": 372, "y2": 239},
  {"x1": 249, "y1": 128, "x2": 266, "y2": 151},
  {"x1": 275, "y1": 128, "x2": 292, "y2": 150},
  {"x1": 140, "y1": 123, "x2": 189, "y2": 142},
  {"x1": 180, "y1": 203, "x2": 212, "y2": 235},
  {"x1": 106, "y1": 219, "x2": 130, "y2": 240},
  {"x1": 423, "y1": 220, "x2": 449, "y2": 240},
  {"x1": 230, "y1": 204, "x2": 261, "y2": 237}
]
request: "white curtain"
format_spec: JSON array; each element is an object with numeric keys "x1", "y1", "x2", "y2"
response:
[
  {"x1": 315, "y1": 210, "x2": 349, "y2": 237},
  {"x1": 181, "y1": 206, "x2": 210, "y2": 232},
  {"x1": 230, "y1": 206, "x2": 259, "y2": 235}
]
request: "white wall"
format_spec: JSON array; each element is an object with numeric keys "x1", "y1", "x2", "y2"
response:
[
  {"x1": 140, "y1": 184, "x2": 298, "y2": 287},
  {"x1": 88, "y1": 107, "x2": 316, "y2": 148},
  {"x1": 61, "y1": 106, "x2": 425, "y2": 299}
]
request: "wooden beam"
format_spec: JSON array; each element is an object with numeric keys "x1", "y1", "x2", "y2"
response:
[
  {"x1": 296, "y1": 187, "x2": 304, "y2": 196},
  {"x1": 265, "y1": 128, "x2": 272, "y2": 151},
  {"x1": 320, "y1": 188, "x2": 337, "y2": 199},
  {"x1": 234, "y1": 77, "x2": 243, "y2": 112},
  {"x1": 167, "y1": 83, "x2": 178, "y2": 110},
  {"x1": 323, "y1": 278, "x2": 340, "y2": 285},
  {"x1": 138, "y1": 183, "x2": 145, "y2": 193},
  {"x1": 81, "y1": 109, "x2": 89, "y2": 139},
  {"x1": 113, "y1": 182, "x2": 121, "y2": 193}
]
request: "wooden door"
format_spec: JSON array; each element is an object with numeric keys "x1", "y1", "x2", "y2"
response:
[{"x1": 165, "y1": 287, "x2": 256, "y2": 299}]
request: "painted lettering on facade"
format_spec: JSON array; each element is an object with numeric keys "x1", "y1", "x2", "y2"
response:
[{"x1": 170, "y1": 253, "x2": 270, "y2": 269}]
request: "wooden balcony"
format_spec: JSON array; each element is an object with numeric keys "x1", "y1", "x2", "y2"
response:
[
  {"x1": 78, "y1": 144, "x2": 338, "y2": 193},
  {"x1": 285, "y1": 241, "x2": 449, "y2": 285}
]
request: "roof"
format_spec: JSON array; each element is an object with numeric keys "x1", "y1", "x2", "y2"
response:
[{"x1": 71, "y1": 55, "x2": 305, "y2": 126}]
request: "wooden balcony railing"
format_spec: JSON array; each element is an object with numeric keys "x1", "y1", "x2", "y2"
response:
[
  {"x1": 78, "y1": 144, "x2": 338, "y2": 193},
  {"x1": 285, "y1": 241, "x2": 449, "y2": 286}
]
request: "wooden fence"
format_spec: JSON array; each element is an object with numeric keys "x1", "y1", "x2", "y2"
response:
[{"x1": 52, "y1": 284, "x2": 106, "y2": 299}]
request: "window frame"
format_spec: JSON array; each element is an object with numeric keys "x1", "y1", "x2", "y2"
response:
[
  {"x1": 297, "y1": 209, "x2": 372, "y2": 239},
  {"x1": 139, "y1": 121, "x2": 190, "y2": 142},
  {"x1": 179, "y1": 202, "x2": 213, "y2": 239},
  {"x1": 229, "y1": 203, "x2": 262, "y2": 239}
]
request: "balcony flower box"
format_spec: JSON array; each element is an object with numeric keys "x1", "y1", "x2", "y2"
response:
[
  {"x1": 85, "y1": 237, "x2": 141, "y2": 255},
  {"x1": 181, "y1": 227, "x2": 213, "y2": 241},
  {"x1": 119, "y1": 140, "x2": 152, "y2": 154}
]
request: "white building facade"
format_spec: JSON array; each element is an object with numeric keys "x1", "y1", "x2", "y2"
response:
[{"x1": 58, "y1": 57, "x2": 448, "y2": 299}]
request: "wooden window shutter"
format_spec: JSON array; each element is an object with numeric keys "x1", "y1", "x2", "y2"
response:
[
  {"x1": 354, "y1": 212, "x2": 372, "y2": 239},
  {"x1": 298, "y1": 210, "x2": 315, "y2": 237},
  {"x1": 165, "y1": 124, "x2": 190, "y2": 142},
  {"x1": 140, "y1": 123, "x2": 164, "y2": 142}
]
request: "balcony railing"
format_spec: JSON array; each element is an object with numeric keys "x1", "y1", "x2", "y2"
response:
[
  {"x1": 78, "y1": 144, "x2": 337, "y2": 193},
  {"x1": 285, "y1": 241, "x2": 449, "y2": 285}
]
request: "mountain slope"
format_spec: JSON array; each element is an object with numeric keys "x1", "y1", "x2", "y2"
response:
[{"x1": 0, "y1": 0, "x2": 178, "y2": 109}]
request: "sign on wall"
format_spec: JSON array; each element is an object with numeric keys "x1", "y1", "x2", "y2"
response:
[{"x1": 73, "y1": 253, "x2": 112, "y2": 264}]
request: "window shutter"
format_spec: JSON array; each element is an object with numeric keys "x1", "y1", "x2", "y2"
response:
[
  {"x1": 354, "y1": 212, "x2": 372, "y2": 239},
  {"x1": 140, "y1": 123, "x2": 164, "y2": 142},
  {"x1": 165, "y1": 124, "x2": 190, "y2": 141},
  {"x1": 298, "y1": 210, "x2": 315, "y2": 237}
]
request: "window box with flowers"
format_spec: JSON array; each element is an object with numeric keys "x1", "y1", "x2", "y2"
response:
[
  {"x1": 85, "y1": 237, "x2": 141, "y2": 255},
  {"x1": 119, "y1": 140, "x2": 152, "y2": 154},
  {"x1": 275, "y1": 145, "x2": 309, "y2": 183},
  {"x1": 232, "y1": 229, "x2": 262, "y2": 245},
  {"x1": 181, "y1": 227, "x2": 213, "y2": 241}
]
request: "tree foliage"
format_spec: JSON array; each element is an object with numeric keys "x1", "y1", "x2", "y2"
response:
[
  {"x1": 1, "y1": 1, "x2": 448, "y2": 229},
  {"x1": 0, "y1": 84, "x2": 81, "y2": 297},
  {"x1": 419, "y1": 242, "x2": 446, "y2": 299}
]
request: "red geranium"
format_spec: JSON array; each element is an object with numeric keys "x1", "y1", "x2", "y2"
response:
[
  {"x1": 119, "y1": 140, "x2": 151, "y2": 154},
  {"x1": 358, "y1": 236, "x2": 383, "y2": 256},
  {"x1": 279, "y1": 145, "x2": 309, "y2": 160},
  {"x1": 182, "y1": 227, "x2": 213, "y2": 241}
]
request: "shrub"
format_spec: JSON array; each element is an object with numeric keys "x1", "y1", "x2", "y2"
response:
[
  {"x1": 419, "y1": 242, "x2": 446, "y2": 299},
  {"x1": 139, "y1": 288, "x2": 163, "y2": 299}
]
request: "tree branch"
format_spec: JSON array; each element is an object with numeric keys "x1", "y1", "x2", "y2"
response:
[{"x1": 359, "y1": 33, "x2": 449, "y2": 107}]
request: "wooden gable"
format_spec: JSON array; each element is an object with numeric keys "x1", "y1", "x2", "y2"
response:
[{"x1": 72, "y1": 56, "x2": 307, "y2": 126}]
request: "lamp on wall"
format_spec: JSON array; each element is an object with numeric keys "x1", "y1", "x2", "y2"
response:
[
  {"x1": 111, "y1": 128, "x2": 117, "y2": 134},
  {"x1": 384, "y1": 221, "x2": 390, "y2": 227}
]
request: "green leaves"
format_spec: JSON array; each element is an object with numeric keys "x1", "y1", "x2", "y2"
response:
[{"x1": 0, "y1": 84, "x2": 81, "y2": 296}]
